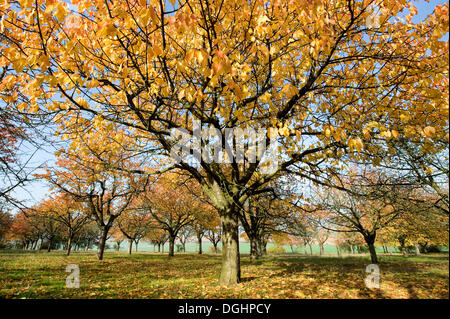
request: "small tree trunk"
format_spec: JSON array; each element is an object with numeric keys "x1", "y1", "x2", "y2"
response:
[
  {"x1": 66, "y1": 235, "x2": 73, "y2": 256},
  {"x1": 213, "y1": 243, "x2": 218, "y2": 253},
  {"x1": 219, "y1": 211, "x2": 241, "y2": 285},
  {"x1": 319, "y1": 243, "x2": 324, "y2": 256},
  {"x1": 135, "y1": 240, "x2": 139, "y2": 252},
  {"x1": 158, "y1": 243, "x2": 161, "y2": 252},
  {"x1": 309, "y1": 244, "x2": 313, "y2": 255},
  {"x1": 350, "y1": 245, "x2": 354, "y2": 254},
  {"x1": 197, "y1": 235, "x2": 203, "y2": 254}
]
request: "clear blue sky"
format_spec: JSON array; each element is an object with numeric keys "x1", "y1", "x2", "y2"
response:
[{"x1": 10, "y1": 0, "x2": 449, "y2": 211}]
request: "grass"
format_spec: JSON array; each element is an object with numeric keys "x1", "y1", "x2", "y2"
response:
[{"x1": 0, "y1": 250, "x2": 448, "y2": 299}]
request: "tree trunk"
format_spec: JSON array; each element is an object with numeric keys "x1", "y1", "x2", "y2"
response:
[
  {"x1": 85, "y1": 238, "x2": 90, "y2": 251},
  {"x1": 249, "y1": 236, "x2": 258, "y2": 262},
  {"x1": 350, "y1": 245, "x2": 354, "y2": 254},
  {"x1": 319, "y1": 243, "x2": 324, "y2": 256},
  {"x1": 414, "y1": 243, "x2": 421, "y2": 256},
  {"x1": 197, "y1": 235, "x2": 203, "y2": 254},
  {"x1": 364, "y1": 233, "x2": 378, "y2": 264},
  {"x1": 66, "y1": 235, "x2": 73, "y2": 256},
  {"x1": 219, "y1": 212, "x2": 241, "y2": 285},
  {"x1": 158, "y1": 243, "x2": 161, "y2": 252},
  {"x1": 213, "y1": 243, "x2": 218, "y2": 253},
  {"x1": 128, "y1": 239, "x2": 133, "y2": 254},
  {"x1": 97, "y1": 226, "x2": 110, "y2": 260},
  {"x1": 182, "y1": 242, "x2": 186, "y2": 252},
  {"x1": 168, "y1": 234, "x2": 176, "y2": 257},
  {"x1": 135, "y1": 241, "x2": 139, "y2": 252},
  {"x1": 47, "y1": 237, "x2": 53, "y2": 252},
  {"x1": 309, "y1": 244, "x2": 313, "y2": 255}
]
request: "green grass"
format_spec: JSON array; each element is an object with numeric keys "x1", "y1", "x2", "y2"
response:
[{"x1": 0, "y1": 250, "x2": 448, "y2": 299}]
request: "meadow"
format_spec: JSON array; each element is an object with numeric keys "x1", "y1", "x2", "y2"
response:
[{"x1": 0, "y1": 250, "x2": 448, "y2": 299}]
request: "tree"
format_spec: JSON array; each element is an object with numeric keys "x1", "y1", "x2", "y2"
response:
[
  {"x1": 142, "y1": 172, "x2": 197, "y2": 257},
  {"x1": 37, "y1": 193, "x2": 91, "y2": 255},
  {"x1": 40, "y1": 152, "x2": 148, "y2": 259},
  {"x1": 378, "y1": 192, "x2": 449, "y2": 256},
  {"x1": 314, "y1": 170, "x2": 412, "y2": 263},
  {"x1": 205, "y1": 226, "x2": 222, "y2": 254},
  {"x1": 117, "y1": 204, "x2": 153, "y2": 254},
  {"x1": 3, "y1": 0, "x2": 448, "y2": 284},
  {"x1": 177, "y1": 227, "x2": 193, "y2": 252},
  {"x1": 0, "y1": 200, "x2": 13, "y2": 246}
]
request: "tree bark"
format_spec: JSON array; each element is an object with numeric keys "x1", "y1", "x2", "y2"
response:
[
  {"x1": 97, "y1": 226, "x2": 110, "y2": 260},
  {"x1": 66, "y1": 235, "x2": 73, "y2": 256},
  {"x1": 364, "y1": 233, "x2": 378, "y2": 264},
  {"x1": 219, "y1": 211, "x2": 241, "y2": 285},
  {"x1": 197, "y1": 235, "x2": 203, "y2": 254},
  {"x1": 47, "y1": 236, "x2": 53, "y2": 252},
  {"x1": 250, "y1": 237, "x2": 259, "y2": 261},
  {"x1": 168, "y1": 234, "x2": 176, "y2": 257},
  {"x1": 128, "y1": 239, "x2": 133, "y2": 254}
]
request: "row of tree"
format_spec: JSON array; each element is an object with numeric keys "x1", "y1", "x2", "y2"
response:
[{"x1": 0, "y1": 0, "x2": 448, "y2": 285}]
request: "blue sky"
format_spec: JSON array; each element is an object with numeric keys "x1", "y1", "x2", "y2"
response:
[{"x1": 9, "y1": 0, "x2": 449, "y2": 211}]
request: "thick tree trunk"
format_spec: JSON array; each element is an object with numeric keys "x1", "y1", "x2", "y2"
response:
[
  {"x1": 128, "y1": 239, "x2": 133, "y2": 254},
  {"x1": 213, "y1": 243, "x2": 218, "y2": 253},
  {"x1": 219, "y1": 212, "x2": 241, "y2": 285},
  {"x1": 350, "y1": 245, "x2": 354, "y2": 254},
  {"x1": 368, "y1": 242, "x2": 378, "y2": 263},
  {"x1": 97, "y1": 226, "x2": 110, "y2": 260},
  {"x1": 158, "y1": 243, "x2": 161, "y2": 252},
  {"x1": 364, "y1": 233, "x2": 378, "y2": 264},
  {"x1": 319, "y1": 244, "x2": 324, "y2": 256},
  {"x1": 309, "y1": 244, "x2": 313, "y2": 255},
  {"x1": 182, "y1": 242, "x2": 186, "y2": 252},
  {"x1": 135, "y1": 241, "x2": 139, "y2": 252},
  {"x1": 168, "y1": 235, "x2": 176, "y2": 257}
]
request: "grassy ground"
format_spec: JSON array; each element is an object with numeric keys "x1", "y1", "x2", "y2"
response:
[{"x1": 0, "y1": 250, "x2": 448, "y2": 299}]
